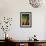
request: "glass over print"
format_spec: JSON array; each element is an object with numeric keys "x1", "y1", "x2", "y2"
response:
[{"x1": 20, "y1": 12, "x2": 32, "y2": 28}]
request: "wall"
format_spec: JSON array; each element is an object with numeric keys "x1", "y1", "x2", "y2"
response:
[
  {"x1": 44, "y1": 15, "x2": 46, "y2": 40},
  {"x1": 0, "y1": 0, "x2": 46, "y2": 40}
]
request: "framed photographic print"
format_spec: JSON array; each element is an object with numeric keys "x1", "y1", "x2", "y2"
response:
[{"x1": 20, "y1": 12, "x2": 32, "y2": 28}]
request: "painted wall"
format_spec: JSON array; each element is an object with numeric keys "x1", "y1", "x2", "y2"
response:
[{"x1": 0, "y1": 0, "x2": 46, "y2": 40}]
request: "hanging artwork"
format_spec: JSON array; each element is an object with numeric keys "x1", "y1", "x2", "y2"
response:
[
  {"x1": 29, "y1": 0, "x2": 45, "y2": 8},
  {"x1": 20, "y1": 12, "x2": 32, "y2": 28}
]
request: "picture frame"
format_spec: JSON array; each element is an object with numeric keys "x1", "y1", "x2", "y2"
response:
[{"x1": 20, "y1": 12, "x2": 32, "y2": 28}]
